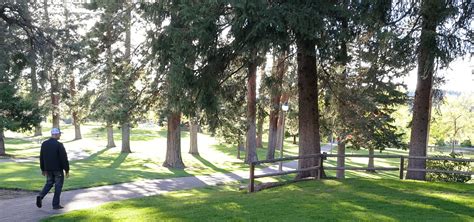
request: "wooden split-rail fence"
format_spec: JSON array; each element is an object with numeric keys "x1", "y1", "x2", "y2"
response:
[{"x1": 248, "y1": 153, "x2": 474, "y2": 192}]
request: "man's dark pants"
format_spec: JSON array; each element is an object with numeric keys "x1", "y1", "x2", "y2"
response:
[{"x1": 38, "y1": 171, "x2": 64, "y2": 207}]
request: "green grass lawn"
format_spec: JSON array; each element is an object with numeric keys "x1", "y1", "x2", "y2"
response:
[
  {"x1": 0, "y1": 142, "x2": 251, "y2": 191},
  {"x1": 2, "y1": 123, "x2": 471, "y2": 190},
  {"x1": 0, "y1": 124, "x2": 302, "y2": 191},
  {"x1": 44, "y1": 179, "x2": 474, "y2": 222}
]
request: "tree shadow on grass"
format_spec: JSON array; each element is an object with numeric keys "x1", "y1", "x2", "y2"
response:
[
  {"x1": 192, "y1": 155, "x2": 230, "y2": 174},
  {"x1": 109, "y1": 153, "x2": 129, "y2": 168},
  {"x1": 0, "y1": 151, "x2": 196, "y2": 192},
  {"x1": 44, "y1": 179, "x2": 474, "y2": 222},
  {"x1": 334, "y1": 179, "x2": 474, "y2": 221},
  {"x1": 81, "y1": 146, "x2": 114, "y2": 162},
  {"x1": 212, "y1": 144, "x2": 269, "y2": 162}
]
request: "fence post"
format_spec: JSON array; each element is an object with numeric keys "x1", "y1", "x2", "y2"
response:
[
  {"x1": 317, "y1": 154, "x2": 323, "y2": 180},
  {"x1": 399, "y1": 156, "x2": 404, "y2": 180},
  {"x1": 249, "y1": 162, "x2": 255, "y2": 192}
]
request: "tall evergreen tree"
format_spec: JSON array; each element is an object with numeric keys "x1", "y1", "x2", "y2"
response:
[
  {"x1": 41, "y1": 0, "x2": 61, "y2": 129},
  {"x1": 407, "y1": 0, "x2": 472, "y2": 180},
  {"x1": 317, "y1": 0, "x2": 417, "y2": 177},
  {"x1": 61, "y1": 0, "x2": 86, "y2": 140},
  {"x1": 276, "y1": 1, "x2": 330, "y2": 178},
  {"x1": 0, "y1": 2, "x2": 43, "y2": 155},
  {"x1": 143, "y1": 0, "x2": 201, "y2": 168},
  {"x1": 85, "y1": 0, "x2": 130, "y2": 148},
  {"x1": 120, "y1": 0, "x2": 132, "y2": 153},
  {"x1": 26, "y1": 2, "x2": 44, "y2": 136}
]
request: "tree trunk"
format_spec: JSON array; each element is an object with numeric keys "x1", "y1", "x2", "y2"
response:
[
  {"x1": 275, "y1": 95, "x2": 289, "y2": 156},
  {"x1": 295, "y1": 38, "x2": 322, "y2": 179},
  {"x1": 189, "y1": 118, "x2": 199, "y2": 155},
  {"x1": 267, "y1": 100, "x2": 280, "y2": 159},
  {"x1": 237, "y1": 140, "x2": 242, "y2": 159},
  {"x1": 106, "y1": 123, "x2": 116, "y2": 148},
  {"x1": 407, "y1": 0, "x2": 438, "y2": 180},
  {"x1": 44, "y1": 0, "x2": 59, "y2": 129},
  {"x1": 34, "y1": 125, "x2": 42, "y2": 136},
  {"x1": 0, "y1": 128, "x2": 5, "y2": 156},
  {"x1": 267, "y1": 108, "x2": 279, "y2": 159},
  {"x1": 74, "y1": 122, "x2": 81, "y2": 140},
  {"x1": 51, "y1": 74, "x2": 60, "y2": 129},
  {"x1": 336, "y1": 1, "x2": 349, "y2": 180},
  {"x1": 275, "y1": 107, "x2": 285, "y2": 161},
  {"x1": 72, "y1": 111, "x2": 82, "y2": 140},
  {"x1": 267, "y1": 52, "x2": 287, "y2": 159},
  {"x1": 451, "y1": 140, "x2": 455, "y2": 154},
  {"x1": 30, "y1": 52, "x2": 42, "y2": 136},
  {"x1": 367, "y1": 147, "x2": 375, "y2": 173},
  {"x1": 336, "y1": 141, "x2": 345, "y2": 179},
  {"x1": 451, "y1": 116, "x2": 460, "y2": 154},
  {"x1": 293, "y1": 135, "x2": 297, "y2": 144},
  {"x1": 103, "y1": 9, "x2": 115, "y2": 149},
  {"x1": 256, "y1": 63, "x2": 266, "y2": 149},
  {"x1": 256, "y1": 112, "x2": 264, "y2": 148},
  {"x1": 245, "y1": 59, "x2": 258, "y2": 164},
  {"x1": 163, "y1": 112, "x2": 185, "y2": 168},
  {"x1": 120, "y1": 0, "x2": 132, "y2": 153},
  {"x1": 69, "y1": 74, "x2": 82, "y2": 140},
  {"x1": 121, "y1": 122, "x2": 131, "y2": 153}
]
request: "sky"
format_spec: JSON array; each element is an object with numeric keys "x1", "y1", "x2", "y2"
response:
[{"x1": 405, "y1": 57, "x2": 473, "y2": 93}]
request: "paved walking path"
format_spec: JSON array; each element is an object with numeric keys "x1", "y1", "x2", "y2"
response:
[
  {"x1": 0, "y1": 162, "x2": 296, "y2": 222},
  {"x1": 0, "y1": 145, "x2": 332, "y2": 221}
]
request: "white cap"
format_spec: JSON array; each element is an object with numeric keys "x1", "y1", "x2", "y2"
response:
[{"x1": 51, "y1": 128, "x2": 61, "y2": 135}]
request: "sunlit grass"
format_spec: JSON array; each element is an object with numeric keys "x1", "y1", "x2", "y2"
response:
[
  {"x1": 44, "y1": 179, "x2": 474, "y2": 222},
  {"x1": 0, "y1": 126, "x2": 261, "y2": 191},
  {"x1": 2, "y1": 123, "x2": 472, "y2": 191}
]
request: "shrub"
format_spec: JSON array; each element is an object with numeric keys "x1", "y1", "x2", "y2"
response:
[
  {"x1": 435, "y1": 139, "x2": 446, "y2": 147},
  {"x1": 427, "y1": 153, "x2": 471, "y2": 183},
  {"x1": 460, "y1": 139, "x2": 472, "y2": 147}
]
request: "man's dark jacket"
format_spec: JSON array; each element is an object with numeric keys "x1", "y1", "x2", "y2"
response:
[{"x1": 40, "y1": 138, "x2": 69, "y2": 173}]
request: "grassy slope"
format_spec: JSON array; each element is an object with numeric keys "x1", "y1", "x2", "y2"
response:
[{"x1": 45, "y1": 179, "x2": 474, "y2": 222}]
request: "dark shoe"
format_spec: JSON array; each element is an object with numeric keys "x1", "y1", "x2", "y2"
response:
[
  {"x1": 36, "y1": 196, "x2": 42, "y2": 208},
  {"x1": 53, "y1": 205, "x2": 64, "y2": 210}
]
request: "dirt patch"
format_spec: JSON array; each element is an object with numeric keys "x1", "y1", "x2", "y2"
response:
[{"x1": 0, "y1": 189, "x2": 36, "y2": 200}]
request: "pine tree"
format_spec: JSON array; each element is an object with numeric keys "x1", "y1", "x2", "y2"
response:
[
  {"x1": 407, "y1": 0, "x2": 472, "y2": 180},
  {"x1": 120, "y1": 0, "x2": 132, "y2": 153},
  {"x1": 0, "y1": 2, "x2": 43, "y2": 155},
  {"x1": 85, "y1": 0, "x2": 129, "y2": 148},
  {"x1": 318, "y1": 1, "x2": 417, "y2": 176}
]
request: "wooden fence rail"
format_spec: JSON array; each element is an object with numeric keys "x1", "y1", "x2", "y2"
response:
[{"x1": 248, "y1": 154, "x2": 473, "y2": 193}]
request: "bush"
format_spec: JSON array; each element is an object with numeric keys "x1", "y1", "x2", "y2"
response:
[
  {"x1": 460, "y1": 139, "x2": 472, "y2": 147},
  {"x1": 427, "y1": 153, "x2": 471, "y2": 183},
  {"x1": 435, "y1": 139, "x2": 446, "y2": 147}
]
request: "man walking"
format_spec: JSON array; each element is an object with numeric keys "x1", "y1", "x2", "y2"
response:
[{"x1": 36, "y1": 128, "x2": 69, "y2": 210}]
